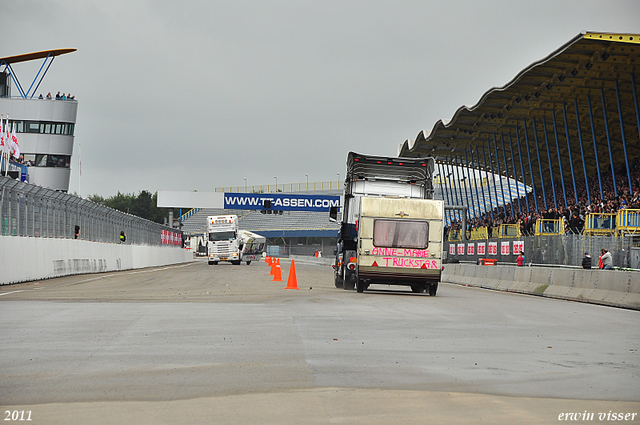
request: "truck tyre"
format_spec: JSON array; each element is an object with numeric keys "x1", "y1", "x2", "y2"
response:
[
  {"x1": 334, "y1": 273, "x2": 344, "y2": 288},
  {"x1": 232, "y1": 260, "x2": 241, "y2": 265},
  {"x1": 208, "y1": 261, "x2": 214, "y2": 265},
  {"x1": 246, "y1": 261, "x2": 252, "y2": 265},
  {"x1": 411, "y1": 285, "x2": 424, "y2": 293},
  {"x1": 343, "y1": 271, "x2": 356, "y2": 291},
  {"x1": 212, "y1": 261, "x2": 218, "y2": 265},
  {"x1": 356, "y1": 279, "x2": 365, "y2": 293},
  {"x1": 428, "y1": 283, "x2": 438, "y2": 296}
]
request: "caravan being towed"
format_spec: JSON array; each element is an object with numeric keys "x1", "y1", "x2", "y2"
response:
[{"x1": 207, "y1": 215, "x2": 265, "y2": 265}]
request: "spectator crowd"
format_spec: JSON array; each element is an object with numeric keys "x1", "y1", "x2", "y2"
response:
[{"x1": 446, "y1": 158, "x2": 640, "y2": 239}]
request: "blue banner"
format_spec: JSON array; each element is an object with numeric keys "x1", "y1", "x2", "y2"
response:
[{"x1": 224, "y1": 193, "x2": 340, "y2": 212}]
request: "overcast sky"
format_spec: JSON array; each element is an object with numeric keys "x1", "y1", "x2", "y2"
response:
[{"x1": 4, "y1": 0, "x2": 640, "y2": 197}]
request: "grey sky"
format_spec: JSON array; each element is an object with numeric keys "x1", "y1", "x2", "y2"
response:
[{"x1": 4, "y1": 0, "x2": 640, "y2": 197}]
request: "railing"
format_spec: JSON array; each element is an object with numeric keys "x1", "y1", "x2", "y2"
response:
[
  {"x1": 534, "y1": 219, "x2": 565, "y2": 236},
  {"x1": 447, "y1": 230, "x2": 463, "y2": 242},
  {"x1": 0, "y1": 176, "x2": 181, "y2": 246},
  {"x1": 180, "y1": 208, "x2": 201, "y2": 222},
  {"x1": 470, "y1": 227, "x2": 488, "y2": 240},
  {"x1": 617, "y1": 209, "x2": 640, "y2": 236},
  {"x1": 584, "y1": 213, "x2": 616, "y2": 236},
  {"x1": 215, "y1": 181, "x2": 343, "y2": 193},
  {"x1": 498, "y1": 224, "x2": 521, "y2": 238}
]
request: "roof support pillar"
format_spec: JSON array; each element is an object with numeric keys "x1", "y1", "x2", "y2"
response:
[
  {"x1": 475, "y1": 148, "x2": 489, "y2": 218},
  {"x1": 574, "y1": 99, "x2": 591, "y2": 205},
  {"x1": 507, "y1": 132, "x2": 522, "y2": 214},
  {"x1": 486, "y1": 141, "x2": 500, "y2": 218},
  {"x1": 457, "y1": 155, "x2": 471, "y2": 217},
  {"x1": 481, "y1": 146, "x2": 495, "y2": 220},
  {"x1": 515, "y1": 126, "x2": 530, "y2": 212},
  {"x1": 551, "y1": 111, "x2": 568, "y2": 209},
  {"x1": 561, "y1": 102, "x2": 579, "y2": 207},
  {"x1": 522, "y1": 120, "x2": 539, "y2": 214},
  {"x1": 492, "y1": 133, "x2": 507, "y2": 216},
  {"x1": 615, "y1": 79, "x2": 633, "y2": 195},
  {"x1": 464, "y1": 149, "x2": 479, "y2": 218},
  {"x1": 587, "y1": 95, "x2": 604, "y2": 200},
  {"x1": 532, "y1": 118, "x2": 548, "y2": 211},
  {"x1": 500, "y1": 133, "x2": 514, "y2": 217},
  {"x1": 541, "y1": 116, "x2": 558, "y2": 210},
  {"x1": 600, "y1": 87, "x2": 618, "y2": 197},
  {"x1": 632, "y1": 74, "x2": 640, "y2": 182}
]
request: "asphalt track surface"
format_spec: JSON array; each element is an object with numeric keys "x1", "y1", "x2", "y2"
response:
[{"x1": 1, "y1": 259, "x2": 639, "y2": 424}]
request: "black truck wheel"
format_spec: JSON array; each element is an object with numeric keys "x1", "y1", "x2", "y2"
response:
[
  {"x1": 428, "y1": 283, "x2": 438, "y2": 296},
  {"x1": 411, "y1": 285, "x2": 424, "y2": 293}
]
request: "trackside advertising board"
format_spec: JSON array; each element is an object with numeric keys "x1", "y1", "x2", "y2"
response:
[{"x1": 224, "y1": 193, "x2": 340, "y2": 212}]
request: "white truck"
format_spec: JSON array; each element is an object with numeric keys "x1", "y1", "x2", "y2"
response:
[
  {"x1": 207, "y1": 215, "x2": 266, "y2": 265},
  {"x1": 331, "y1": 152, "x2": 444, "y2": 295}
]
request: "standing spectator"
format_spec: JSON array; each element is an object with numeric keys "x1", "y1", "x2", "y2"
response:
[
  {"x1": 516, "y1": 251, "x2": 525, "y2": 267},
  {"x1": 120, "y1": 230, "x2": 126, "y2": 243},
  {"x1": 601, "y1": 248, "x2": 613, "y2": 270},
  {"x1": 74, "y1": 225, "x2": 81, "y2": 239},
  {"x1": 582, "y1": 252, "x2": 592, "y2": 269}
]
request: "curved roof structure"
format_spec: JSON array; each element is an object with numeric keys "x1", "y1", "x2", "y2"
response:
[{"x1": 399, "y1": 31, "x2": 639, "y2": 205}]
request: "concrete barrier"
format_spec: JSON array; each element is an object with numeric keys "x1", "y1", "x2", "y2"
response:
[
  {"x1": 0, "y1": 235, "x2": 193, "y2": 285},
  {"x1": 442, "y1": 263, "x2": 640, "y2": 310}
]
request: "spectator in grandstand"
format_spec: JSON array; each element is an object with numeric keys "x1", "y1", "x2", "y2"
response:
[
  {"x1": 582, "y1": 252, "x2": 592, "y2": 269},
  {"x1": 55, "y1": 91, "x2": 61, "y2": 99},
  {"x1": 46, "y1": 92, "x2": 52, "y2": 99},
  {"x1": 601, "y1": 248, "x2": 613, "y2": 270}
]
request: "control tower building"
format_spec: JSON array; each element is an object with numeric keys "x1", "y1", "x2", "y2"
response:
[{"x1": 0, "y1": 49, "x2": 78, "y2": 192}]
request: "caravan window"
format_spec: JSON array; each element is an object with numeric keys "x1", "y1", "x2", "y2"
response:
[{"x1": 373, "y1": 219, "x2": 429, "y2": 249}]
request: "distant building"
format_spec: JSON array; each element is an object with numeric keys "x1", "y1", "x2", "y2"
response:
[{"x1": 0, "y1": 49, "x2": 78, "y2": 192}]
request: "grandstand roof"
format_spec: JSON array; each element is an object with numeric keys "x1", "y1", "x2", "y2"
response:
[
  {"x1": 399, "y1": 31, "x2": 640, "y2": 193},
  {"x1": 0, "y1": 48, "x2": 77, "y2": 65}
]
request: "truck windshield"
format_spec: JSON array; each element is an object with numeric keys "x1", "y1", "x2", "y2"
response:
[
  {"x1": 209, "y1": 231, "x2": 236, "y2": 241},
  {"x1": 373, "y1": 220, "x2": 428, "y2": 249}
]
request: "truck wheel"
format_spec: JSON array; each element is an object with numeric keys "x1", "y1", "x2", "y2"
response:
[
  {"x1": 246, "y1": 261, "x2": 252, "y2": 265},
  {"x1": 212, "y1": 261, "x2": 218, "y2": 265},
  {"x1": 232, "y1": 260, "x2": 241, "y2": 265},
  {"x1": 334, "y1": 274, "x2": 344, "y2": 288},
  {"x1": 356, "y1": 279, "x2": 365, "y2": 293},
  {"x1": 428, "y1": 283, "x2": 438, "y2": 296},
  {"x1": 343, "y1": 272, "x2": 356, "y2": 291},
  {"x1": 411, "y1": 285, "x2": 424, "y2": 293},
  {"x1": 208, "y1": 261, "x2": 213, "y2": 265}
]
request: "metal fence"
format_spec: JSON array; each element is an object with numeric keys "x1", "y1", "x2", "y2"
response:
[
  {"x1": 0, "y1": 176, "x2": 181, "y2": 245},
  {"x1": 445, "y1": 234, "x2": 637, "y2": 269}
]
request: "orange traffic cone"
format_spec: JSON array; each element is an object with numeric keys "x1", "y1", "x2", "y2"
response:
[
  {"x1": 269, "y1": 258, "x2": 276, "y2": 275},
  {"x1": 272, "y1": 261, "x2": 283, "y2": 281},
  {"x1": 285, "y1": 260, "x2": 300, "y2": 290},
  {"x1": 266, "y1": 256, "x2": 272, "y2": 265}
]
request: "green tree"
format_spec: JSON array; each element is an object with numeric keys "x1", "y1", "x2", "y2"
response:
[{"x1": 88, "y1": 191, "x2": 178, "y2": 224}]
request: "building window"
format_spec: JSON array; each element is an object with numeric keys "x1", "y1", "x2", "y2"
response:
[
  {"x1": 9, "y1": 120, "x2": 74, "y2": 136},
  {"x1": 33, "y1": 154, "x2": 71, "y2": 168}
]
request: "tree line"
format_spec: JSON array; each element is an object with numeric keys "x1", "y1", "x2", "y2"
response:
[{"x1": 88, "y1": 191, "x2": 179, "y2": 224}]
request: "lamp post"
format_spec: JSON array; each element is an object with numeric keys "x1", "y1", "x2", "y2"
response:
[
  {"x1": 244, "y1": 177, "x2": 247, "y2": 193},
  {"x1": 274, "y1": 176, "x2": 277, "y2": 192},
  {"x1": 336, "y1": 172, "x2": 340, "y2": 189},
  {"x1": 305, "y1": 173, "x2": 308, "y2": 191}
]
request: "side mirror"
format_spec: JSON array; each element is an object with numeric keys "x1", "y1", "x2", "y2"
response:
[{"x1": 329, "y1": 206, "x2": 339, "y2": 222}]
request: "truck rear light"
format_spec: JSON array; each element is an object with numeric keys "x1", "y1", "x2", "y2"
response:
[
  {"x1": 347, "y1": 263, "x2": 356, "y2": 270},
  {"x1": 350, "y1": 257, "x2": 357, "y2": 263}
]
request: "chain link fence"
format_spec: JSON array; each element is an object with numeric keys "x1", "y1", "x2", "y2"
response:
[
  {"x1": 445, "y1": 234, "x2": 637, "y2": 268},
  {"x1": 0, "y1": 176, "x2": 181, "y2": 245}
]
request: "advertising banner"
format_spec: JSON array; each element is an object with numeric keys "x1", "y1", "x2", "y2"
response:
[
  {"x1": 477, "y1": 242, "x2": 486, "y2": 255},
  {"x1": 488, "y1": 242, "x2": 498, "y2": 255},
  {"x1": 467, "y1": 243, "x2": 475, "y2": 255},
  {"x1": 501, "y1": 241, "x2": 510, "y2": 255},
  {"x1": 224, "y1": 193, "x2": 340, "y2": 212}
]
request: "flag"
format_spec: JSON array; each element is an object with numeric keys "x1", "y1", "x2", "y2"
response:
[
  {"x1": 11, "y1": 123, "x2": 19, "y2": 159},
  {"x1": 0, "y1": 117, "x2": 4, "y2": 151}
]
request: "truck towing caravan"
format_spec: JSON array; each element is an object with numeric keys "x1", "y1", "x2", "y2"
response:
[
  {"x1": 331, "y1": 152, "x2": 444, "y2": 295},
  {"x1": 207, "y1": 215, "x2": 266, "y2": 265}
]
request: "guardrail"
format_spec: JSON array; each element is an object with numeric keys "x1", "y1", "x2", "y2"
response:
[
  {"x1": 534, "y1": 218, "x2": 565, "y2": 236},
  {"x1": 617, "y1": 209, "x2": 640, "y2": 236}
]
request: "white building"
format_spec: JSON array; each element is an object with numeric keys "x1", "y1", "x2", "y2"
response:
[{"x1": 0, "y1": 49, "x2": 78, "y2": 192}]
